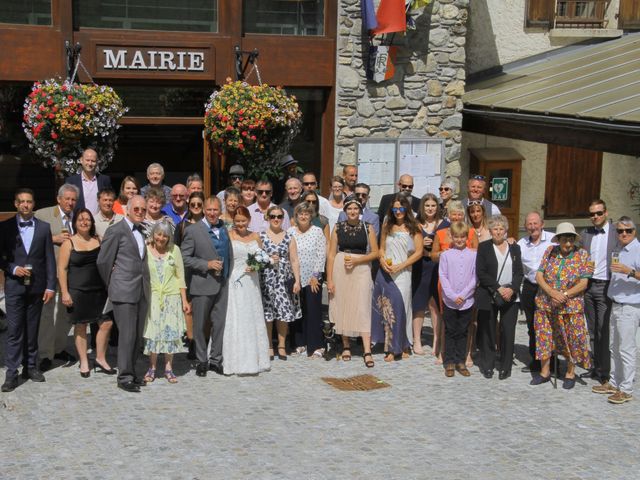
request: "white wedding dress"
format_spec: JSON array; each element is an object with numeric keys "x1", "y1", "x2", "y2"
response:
[{"x1": 222, "y1": 239, "x2": 271, "y2": 375}]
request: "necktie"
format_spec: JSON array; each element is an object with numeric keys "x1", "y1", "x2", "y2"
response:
[
  {"x1": 63, "y1": 215, "x2": 72, "y2": 234},
  {"x1": 19, "y1": 220, "x2": 33, "y2": 227}
]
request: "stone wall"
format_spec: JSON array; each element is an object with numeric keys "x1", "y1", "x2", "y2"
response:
[{"x1": 335, "y1": 0, "x2": 469, "y2": 185}]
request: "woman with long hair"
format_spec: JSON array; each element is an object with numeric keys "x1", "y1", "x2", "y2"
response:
[
  {"x1": 372, "y1": 194, "x2": 423, "y2": 362},
  {"x1": 412, "y1": 193, "x2": 447, "y2": 355},
  {"x1": 220, "y1": 187, "x2": 241, "y2": 229},
  {"x1": 112, "y1": 176, "x2": 140, "y2": 215},
  {"x1": 240, "y1": 179, "x2": 257, "y2": 207}
]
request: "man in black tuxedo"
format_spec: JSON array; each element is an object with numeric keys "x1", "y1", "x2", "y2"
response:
[
  {"x1": 65, "y1": 148, "x2": 112, "y2": 214},
  {"x1": 580, "y1": 199, "x2": 618, "y2": 383},
  {"x1": 0, "y1": 188, "x2": 56, "y2": 392},
  {"x1": 377, "y1": 174, "x2": 421, "y2": 228}
]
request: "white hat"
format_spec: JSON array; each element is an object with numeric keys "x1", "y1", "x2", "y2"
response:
[{"x1": 551, "y1": 222, "x2": 581, "y2": 243}]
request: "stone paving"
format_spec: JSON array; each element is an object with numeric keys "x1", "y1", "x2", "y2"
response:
[{"x1": 1, "y1": 314, "x2": 639, "y2": 480}]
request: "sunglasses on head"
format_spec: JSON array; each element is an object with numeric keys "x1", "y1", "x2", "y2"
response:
[
  {"x1": 471, "y1": 174, "x2": 486, "y2": 181},
  {"x1": 392, "y1": 207, "x2": 407, "y2": 214},
  {"x1": 269, "y1": 214, "x2": 284, "y2": 220},
  {"x1": 467, "y1": 200, "x2": 483, "y2": 206},
  {"x1": 257, "y1": 189, "x2": 272, "y2": 195},
  {"x1": 617, "y1": 228, "x2": 635, "y2": 234},
  {"x1": 589, "y1": 210, "x2": 605, "y2": 217}
]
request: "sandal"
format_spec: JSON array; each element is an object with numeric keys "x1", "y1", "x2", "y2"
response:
[
  {"x1": 413, "y1": 345, "x2": 426, "y2": 356},
  {"x1": 311, "y1": 349, "x2": 325, "y2": 359},
  {"x1": 384, "y1": 352, "x2": 395, "y2": 363},
  {"x1": 363, "y1": 353, "x2": 374, "y2": 368},
  {"x1": 143, "y1": 368, "x2": 156, "y2": 383},
  {"x1": 341, "y1": 348, "x2": 352, "y2": 361},
  {"x1": 165, "y1": 370, "x2": 178, "y2": 384}
]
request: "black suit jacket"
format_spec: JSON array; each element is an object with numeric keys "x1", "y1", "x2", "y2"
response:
[
  {"x1": 377, "y1": 193, "x2": 421, "y2": 227},
  {"x1": 580, "y1": 222, "x2": 618, "y2": 278},
  {"x1": 0, "y1": 216, "x2": 56, "y2": 295},
  {"x1": 65, "y1": 173, "x2": 112, "y2": 211},
  {"x1": 475, "y1": 240, "x2": 523, "y2": 311}
]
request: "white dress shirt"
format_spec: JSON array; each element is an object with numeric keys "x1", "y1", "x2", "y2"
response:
[
  {"x1": 125, "y1": 217, "x2": 145, "y2": 258},
  {"x1": 590, "y1": 222, "x2": 610, "y2": 280},
  {"x1": 608, "y1": 238, "x2": 640, "y2": 305},
  {"x1": 517, "y1": 230, "x2": 555, "y2": 284}
]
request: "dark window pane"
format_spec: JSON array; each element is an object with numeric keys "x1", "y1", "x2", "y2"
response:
[
  {"x1": 0, "y1": 0, "x2": 51, "y2": 25},
  {"x1": 285, "y1": 88, "x2": 326, "y2": 176},
  {"x1": 74, "y1": 0, "x2": 218, "y2": 33},
  {"x1": 115, "y1": 85, "x2": 213, "y2": 117},
  {"x1": 244, "y1": 0, "x2": 324, "y2": 35}
]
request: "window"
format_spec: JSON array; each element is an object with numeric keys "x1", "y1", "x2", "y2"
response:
[
  {"x1": 114, "y1": 85, "x2": 213, "y2": 117},
  {"x1": 243, "y1": 0, "x2": 324, "y2": 36},
  {"x1": 0, "y1": 0, "x2": 51, "y2": 25},
  {"x1": 73, "y1": 0, "x2": 218, "y2": 33},
  {"x1": 544, "y1": 145, "x2": 602, "y2": 218},
  {"x1": 527, "y1": 0, "x2": 613, "y2": 29},
  {"x1": 526, "y1": 0, "x2": 554, "y2": 27}
]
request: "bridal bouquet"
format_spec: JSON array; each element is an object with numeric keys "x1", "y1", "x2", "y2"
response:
[{"x1": 247, "y1": 248, "x2": 272, "y2": 272}]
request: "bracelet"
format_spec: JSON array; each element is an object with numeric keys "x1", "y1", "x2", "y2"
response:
[{"x1": 628, "y1": 269, "x2": 636, "y2": 279}]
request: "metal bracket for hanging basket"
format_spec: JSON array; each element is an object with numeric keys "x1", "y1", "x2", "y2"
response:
[
  {"x1": 65, "y1": 41, "x2": 82, "y2": 81},
  {"x1": 234, "y1": 45, "x2": 259, "y2": 82}
]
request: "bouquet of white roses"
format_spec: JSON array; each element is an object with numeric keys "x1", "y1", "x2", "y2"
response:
[{"x1": 247, "y1": 248, "x2": 272, "y2": 272}]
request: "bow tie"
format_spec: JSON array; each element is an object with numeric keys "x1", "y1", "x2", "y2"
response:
[
  {"x1": 133, "y1": 224, "x2": 145, "y2": 233},
  {"x1": 595, "y1": 228, "x2": 605, "y2": 235},
  {"x1": 19, "y1": 220, "x2": 33, "y2": 228}
]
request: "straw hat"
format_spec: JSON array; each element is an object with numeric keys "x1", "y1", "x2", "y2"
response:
[{"x1": 551, "y1": 222, "x2": 581, "y2": 243}]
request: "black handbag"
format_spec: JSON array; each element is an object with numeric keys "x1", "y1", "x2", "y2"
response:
[{"x1": 490, "y1": 249, "x2": 510, "y2": 307}]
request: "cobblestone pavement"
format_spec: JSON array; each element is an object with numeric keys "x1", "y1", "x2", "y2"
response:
[{"x1": 1, "y1": 314, "x2": 639, "y2": 480}]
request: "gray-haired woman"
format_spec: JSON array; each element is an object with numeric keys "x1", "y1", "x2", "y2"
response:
[
  {"x1": 475, "y1": 215, "x2": 523, "y2": 380},
  {"x1": 142, "y1": 221, "x2": 190, "y2": 383}
]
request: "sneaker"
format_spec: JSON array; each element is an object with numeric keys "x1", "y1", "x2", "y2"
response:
[
  {"x1": 592, "y1": 382, "x2": 618, "y2": 395},
  {"x1": 608, "y1": 391, "x2": 633, "y2": 404}
]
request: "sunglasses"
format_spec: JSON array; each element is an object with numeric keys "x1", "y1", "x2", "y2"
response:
[
  {"x1": 355, "y1": 193, "x2": 368, "y2": 198},
  {"x1": 305, "y1": 200, "x2": 318, "y2": 204},
  {"x1": 171, "y1": 194, "x2": 185, "y2": 199},
  {"x1": 303, "y1": 181, "x2": 317, "y2": 186},
  {"x1": 400, "y1": 184, "x2": 414, "y2": 189},
  {"x1": 269, "y1": 214, "x2": 284, "y2": 220},
  {"x1": 617, "y1": 228, "x2": 635, "y2": 234},
  {"x1": 589, "y1": 211, "x2": 606, "y2": 217},
  {"x1": 257, "y1": 190, "x2": 272, "y2": 195},
  {"x1": 558, "y1": 235, "x2": 576, "y2": 242},
  {"x1": 230, "y1": 175, "x2": 244, "y2": 181},
  {"x1": 471, "y1": 174, "x2": 486, "y2": 181},
  {"x1": 392, "y1": 207, "x2": 407, "y2": 214},
  {"x1": 189, "y1": 202, "x2": 203, "y2": 208},
  {"x1": 439, "y1": 187, "x2": 451, "y2": 192},
  {"x1": 132, "y1": 207, "x2": 147, "y2": 213},
  {"x1": 242, "y1": 187, "x2": 255, "y2": 192},
  {"x1": 467, "y1": 200, "x2": 483, "y2": 206}
]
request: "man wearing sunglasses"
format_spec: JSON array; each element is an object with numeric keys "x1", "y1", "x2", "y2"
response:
[
  {"x1": 580, "y1": 199, "x2": 617, "y2": 384},
  {"x1": 248, "y1": 179, "x2": 291, "y2": 233},
  {"x1": 161, "y1": 183, "x2": 188, "y2": 224},
  {"x1": 377, "y1": 174, "x2": 421, "y2": 228},
  {"x1": 97, "y1": 195, "x2": 150, "y2": 393},
  {"x1": 464, "y1": 175, "x2": 501, "y2": 216},
  {"x1": 337, "y1": 183, "x2": 380, "y2": 236},
  {"x1": 599, "y1": 217, "x2": 640, "y2": 404},
  {"x1": 216, "y1": 164, "x2": 245, "y2": 208},
  {"x1": 301, "y1": 172, "x2": 331, "y2": 217}
]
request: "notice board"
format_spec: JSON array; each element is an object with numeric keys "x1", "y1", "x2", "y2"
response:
[{"x1": 355, "y1": 138, "x2": 446, "y2": 210}]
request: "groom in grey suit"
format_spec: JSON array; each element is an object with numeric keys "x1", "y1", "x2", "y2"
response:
[
  {"x1": 97, "y1": 195, "x2": 150, "y2": 392},
  {"x1": 181, "y1": 196, "x2": 231, "y2": 377}
]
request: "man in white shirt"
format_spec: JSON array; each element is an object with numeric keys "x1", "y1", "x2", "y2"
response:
[
  {"x1": 592, "y1": 217, "x2": 640, "y2": 404},
  {"x1": 248, "y1": 179, "x2": 290, "y2": 233},
  {"x1": 301, "y1": 172, "x2": 331, "y2": 218},
  {"x1": 517, "y1": 211, "x2": 555, "y2": 372},
  {"x1": 580, "y1": 199, "x2": 618, "y2": 383}
]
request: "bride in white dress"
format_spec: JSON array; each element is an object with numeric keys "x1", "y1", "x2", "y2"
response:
[{"x1": 222, "y1": 207, "x2": 271, "y2": 375}]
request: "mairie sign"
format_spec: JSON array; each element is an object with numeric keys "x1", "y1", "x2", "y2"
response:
[{"x1": 100, "y1": 47, "x2": 207, "y2": 72}]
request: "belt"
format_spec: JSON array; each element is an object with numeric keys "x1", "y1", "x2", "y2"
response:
[
  {"x1": 589, "y1": 279, "x2": 609, "y2": 284},
  {"x1": 523, "y1": 279, "x2": 538, "y2": 286}
]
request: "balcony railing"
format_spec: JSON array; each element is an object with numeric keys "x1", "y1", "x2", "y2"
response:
[{"x1": 554, "y1": 0, "x2": 610, "y2": 28}]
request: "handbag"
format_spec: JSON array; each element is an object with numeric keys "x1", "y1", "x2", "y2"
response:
[{"x1": 490, "y1": 249, "x2": 510, "y2": 307}]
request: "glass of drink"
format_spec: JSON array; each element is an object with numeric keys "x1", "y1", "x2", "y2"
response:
[
  {"x1": 386, "y1": 258, "x2": 393, "y2": 267},
  {"x1": 344, "y1": 253, "x2": 352, "y2": 269},
  {"x1": 24, "y1": 264, "x2": 33, "y2": 286},
  {"x1": 612, "y1": 252, "x2": 620, "y2": 265}
]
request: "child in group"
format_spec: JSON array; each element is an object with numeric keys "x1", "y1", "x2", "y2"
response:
[{"x1": 438, "y1": 221, "x2": 477, "y2": 378}]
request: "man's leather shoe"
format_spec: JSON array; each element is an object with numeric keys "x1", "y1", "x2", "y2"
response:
[
  {"x1": 118, "y1": 382, "x2": 140, "y2": 393},
  {"x1": 133, "y1": 377, "x2": 147, "y2": 387},
  {"x1": 39, "y1": 358, "x2": 52, "y2": 371},
  {"x1": 26, "y1": 369, "x2": 45, "y2": 382},
  {"x1": 196, "y1": 363, "x2": 208, "y2": 377},
  {"x1": 498, "y1": 370, "x2": 511, "y2": 380},
  {"x1": 209, "y1": 364, "x2": 223, "y2": 375},
  {"x1": 482, "y1": 369, "x2": 494, "y2": 379},
  {"x1": 1, "y1": 375, "x2": 18, "y2": 392},
  {"x1": 54, "y1": 350, "x2": 76, "y2": 362}
]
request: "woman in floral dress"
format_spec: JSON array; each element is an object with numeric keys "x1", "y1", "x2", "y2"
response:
[
  {"x1": 143, "y1": 221, "x2": 190, "y2": 384},
  {"x1": 531, "y1": 222, "x2": 593, "y2": 389}
]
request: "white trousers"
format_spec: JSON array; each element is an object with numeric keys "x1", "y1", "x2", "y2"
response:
[{"x1": 609, "y1": 302, "x2": 640, "y2": 394}]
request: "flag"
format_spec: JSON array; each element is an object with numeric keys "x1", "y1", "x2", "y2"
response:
[
  {"x1": 361, "y1": 0, "x2": 378, "y2": 31},
  {"x1": 366, "y1": 45, "x2": 397, "y2": 83},
  {"x1": 372, "y1": 0, "x2": 406, "y2": 35}
]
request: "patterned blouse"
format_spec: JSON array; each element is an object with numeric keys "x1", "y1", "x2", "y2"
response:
[{"x1": 536, "y1": 245, "x2": 593, "y2": 314}]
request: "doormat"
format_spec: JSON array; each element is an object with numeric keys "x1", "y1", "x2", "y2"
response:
[{"x1": 321, "y1": 374, "x2": 390, "y2": 391}]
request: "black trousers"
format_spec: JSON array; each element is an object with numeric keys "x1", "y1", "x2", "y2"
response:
[
  {"x1": 5, "y1": 292, "x2": 44, "y2": 377},
  {"x1": 291, "y1": 285, "x2": 324, "y2": 354},
  {"x1": 477, "y1": 301, "x2": 519, "y2": 373},
  {"x1": 584, "y1": 279, "x2": 611, "y2": 381},
  {"x1": 520, "y1": 280, "x2": 539, "y2": 368},
  {"x1": 443, "y1": 306, "x2": 472, "y2": 365}
]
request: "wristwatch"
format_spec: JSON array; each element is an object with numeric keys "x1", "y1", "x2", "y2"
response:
[{"x1": 628, "y1": 269, "x2": 636, "y2": 279}]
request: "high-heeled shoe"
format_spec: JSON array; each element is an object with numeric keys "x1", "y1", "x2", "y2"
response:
[
  {"x1": 94, "y1": 361, "x2": 117, "y2": 375},
  {"x1": 79, "y1": 365, "x2": 91, "y2": 378},
  {"x1": 277, "y1": 347, "x2": 287, "y2": 361}
]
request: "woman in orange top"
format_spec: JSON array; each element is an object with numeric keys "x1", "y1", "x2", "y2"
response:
[{"x1": 113, "y1": 176, "x2": 140, "y2": 215}]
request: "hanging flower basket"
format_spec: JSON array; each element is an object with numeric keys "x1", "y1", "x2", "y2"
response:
[
  {"x1": 22, "y1": 79, "x2": 128, "y2": 175},
  {"x1": 204, "y1": 78, "x2": 302, "y2": 179}
]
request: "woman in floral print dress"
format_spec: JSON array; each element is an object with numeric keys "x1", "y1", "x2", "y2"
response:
[{"x1": 531, "y1": 223, "x2": 593, "y2": 389}]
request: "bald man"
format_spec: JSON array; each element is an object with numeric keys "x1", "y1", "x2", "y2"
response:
[
  {"x1": 377, "y1": 174, "x2": 421, "y2": 227},
  {"x1": 162, "y1": 183, "x2": 188, "y2": 224}
]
